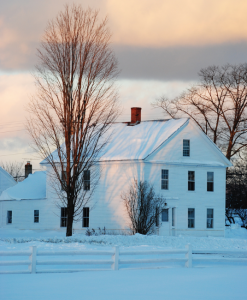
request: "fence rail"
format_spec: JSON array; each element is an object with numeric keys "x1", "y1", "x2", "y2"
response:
[{"x1": 0, "y1": 244, "x2": 246, "y2": 274}]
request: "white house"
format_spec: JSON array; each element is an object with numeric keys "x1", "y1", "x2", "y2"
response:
[{"x1": 0, "y1": 108, "x2": 232, "y2": 236}]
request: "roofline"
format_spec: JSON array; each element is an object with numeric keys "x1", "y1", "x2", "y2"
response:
[
  {"x1": 143, "y1": 118, "x2": 190, "y2": 160},
  {"x1": 189, "y1": 119, "x2": 233, "y2": 167}
]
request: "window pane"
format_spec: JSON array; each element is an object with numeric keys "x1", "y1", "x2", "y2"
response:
[
  {"x1": 84, "y1": 170, "x2": 90, "y2": 181},
  {"x1": 188, "y1": 219, "x2": 194, "y2": 228},
  {"x1": 183, "y1": 140, "x2": 190, "y2": 156},
  {"x1": 34, "y1": 210, "x2": 39, "y2": 223},
  {"x1": 188, "y1": 171, "x2": 195, "y2": 181},
  {"x1": 61, "y1": 207, "x2": 67, "y2": 227},
  {"x1": 188, "y1": 208, "x2": 195, "y2": 218},
  {"x1": 7, "y1": 211, "x2": 12, "y2": 224},
  {"x1": 161, "y1": 170, "x2": 168, "y2": 179},
  {"x1": 161, "y1": 180, "x2": 168, "y2": 190},
  {"x1": 188, "y1": 181, "x2": 195, "y2": 191},
  {"x1": 207, "y1": 209, "x2": 213, "y2": 218},
  {"x1": 207, "y1": 172, "x2": 214, "y2": 182},
  {"x1": 83, "y1": 207, "x2": 89, "y2": 228},
  {"x1": 162, "y1": 209, "x2": 169, "y2": 222},
  {"x1": 207, "y1": 219, "x2": 213, "y2": 228},
  {"x1": 207, "y1": 182, "x2": 214, "y2": 192}
]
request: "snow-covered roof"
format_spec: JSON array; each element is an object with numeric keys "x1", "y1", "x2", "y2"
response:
[
  {"x1": 41, "y1": 118, "x2": 189, "y2": 163},
  {"x1": 100, "y1": 118, "x2": 188, "y2": 160},
  {"x1": 0, "y1": 171, "x2": 46, "y2": 201}
]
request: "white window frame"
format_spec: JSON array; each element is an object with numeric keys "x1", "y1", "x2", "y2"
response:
[
  {"x1": 34, "y1": 210, "x2": 39, "y2": 223},
  {"x1": 83, "y1": 170, "x2": 90, "y2": 191},
  {"x1": 188, "y1": 171, "x2": 195, "y2": 191},
  {"x1": 82, "y1": 207, "x2": 89, "y2": 227},
  {"x1": 161, "y1": 169, "x2": 169, "y2": 190},
  {"x1": 60, "y1": 207, "x2": 67, "y2": 227},
  {"x1": 7, "y1": 210, "x2": 12, "y2": 224},
  {"x1": 188, "y1": 208, "x2": 195, "y2": 228},
  {"x1": 207, "y1": 208, "x2": 214, "y2": 229},
  {"x1": 183, "y1": 139, "x2": 190, "y2": 157},
  {"x1": 207, "y1": 172, "x2": 214, "y2": 192}
]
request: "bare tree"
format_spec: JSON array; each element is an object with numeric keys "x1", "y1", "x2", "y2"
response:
[
  {"x1": 153, "y1": 64, "x2": 247, "y2": 160},
  {"x1": 27, "y1": 5, "x2": 119, "y2": 236},
  {"x1": 0, "y1": 161, "x2": 24, "y2": 182},
  {"x1": 121, "y1": 180, "x2": 166, "y2": 235}
]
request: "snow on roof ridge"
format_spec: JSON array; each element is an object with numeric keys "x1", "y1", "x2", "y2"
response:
[{"x1": 0, "y1": 171, "x2": 46, "y2": 201}]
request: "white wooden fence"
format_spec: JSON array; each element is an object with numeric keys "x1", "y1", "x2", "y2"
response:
[{"x1": 0, "y1": 244, "x2": 246, "y2": 274}]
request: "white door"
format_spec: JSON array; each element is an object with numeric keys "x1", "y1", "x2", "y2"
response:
[{"x1": 159, "y1": 208, "x2": 170, "y2": 236}]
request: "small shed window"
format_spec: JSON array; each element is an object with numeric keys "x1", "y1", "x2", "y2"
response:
[
  {"x1": 83, "y1": 170, "x2": 90, "y2": 191},
  {"x1": 207, "y1": 209, "x2": 214, "y2": 228},
  {"x1": 161, "y1": 170, "x2": 169, "y2": 190},
  {"x1": 7, "y1": 211, "x2": 12, "y2": 224},
  {"x1": 61, "y1": 207, "x2": 67, "y2": 227},
  {"x1": 34, "y1": 210, "x2": 39, "y2": 223},
  {"x1": 183, "y1": 139, "x2": 190, "y2": 156},
  {"x1": 188, "y1": 208, "x2": 195, "y2": 228},
  {"x1": 83, "y1": 207, "x2": 89, "y2": 227},
  {"x1": 188, "y1": 171, "x2": 195, "y2": 191},
  {"x1": 207, "y1": 172, "x2": 214, "y2": 192}
]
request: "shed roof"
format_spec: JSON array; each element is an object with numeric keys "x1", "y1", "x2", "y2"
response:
[{"x1": 0, "y1": 171, "x2": 46, "y2": 201}]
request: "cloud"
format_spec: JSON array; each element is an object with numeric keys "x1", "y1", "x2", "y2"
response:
[
  {"x1": 1, "y1": 0, "x2": 247, "y2": 74},
  {"x1": 115, "y1": 42, "x2": 247, "y2": 81},
  {"x1": 107, "y1": 0, "x2": 247, "y2": 47}
]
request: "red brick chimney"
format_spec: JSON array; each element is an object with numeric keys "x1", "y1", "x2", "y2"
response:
[
  {"x1": 131, "y1": 107, "x2": 142, "y2": 124},
  {"x1": 25, "y1": 161, "x2": 32, "y2": 178}
]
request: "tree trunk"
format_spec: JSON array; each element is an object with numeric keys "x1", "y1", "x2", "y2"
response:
[
  {"x1": 66, "y1": 199, "x2": 74, "y2": 237},
  {"x1": 66, "y1": 213, "x2": 73, "y2": 237}
]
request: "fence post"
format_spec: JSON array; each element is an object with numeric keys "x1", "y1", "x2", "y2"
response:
[
  {"x1": 112, "y1": 246, "x2": 119, "y2": 271},
  {"x1": 185, "y1": 244, "x2": 192, "y2": 268},
  {"x1": 29, "y1": 246, "x2": 37, "y2": 274}
]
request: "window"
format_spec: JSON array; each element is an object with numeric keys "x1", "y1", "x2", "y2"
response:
[
  {"x1": 188, "y1": 171, "x2": 195, "y2": 191},
  {"x1": 162, "y1": 209, "x2": 169, "y2": 222},
  {"x1": 207, "y1": 172, "x2": 214, "y2": 192},
  {"x1": 61, "y1": 207, "x2": 67, "y2": 227},
  {"x1": 183, "y1": 139, "x2": 190, "y2": 156},
  {"x1": 83, "y1": 207, "x2": 89, "y2": 227},
  {"x1": 207, "y1": 209, "x2": 214, "y2": 228},
  {"x1": 83, "y1": 170, "x2": 90, "y2": 191},
  {"x1": 172, "y1": 208, "x2": 175, "y2": 226},
  {"x1": 161, "y1": 170, "x2": 169, "y2": 190},
  {"x1": 188, "y1": 208, "x2": 195, "y2": 228},
  {"x1": 7, "y1": 211, "x2": 12, "y2": 224},
  {"x1": 34, "y1": 210, "x2": 39, "y2": 223},
  {"x1": 61, "y1": 170, "x2": 67, "y2": 190}
]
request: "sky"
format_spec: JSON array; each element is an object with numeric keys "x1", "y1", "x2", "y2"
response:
[{"x1": 0, "y1": 0, "x2": 247, "y2": 171}]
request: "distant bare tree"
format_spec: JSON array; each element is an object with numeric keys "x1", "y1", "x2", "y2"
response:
[
  {"x1": 153, "y1": 64, "x2": 247, "y2": 160},
  {"x1": 27, "y1": 5, "x2": 119, "y2": 236},
  {"x1": 0, "y1": 161, "x2": 24, "y2": 182},
  {"x1": 122, "y1": 180, "x2": 166, "y2": 235}
]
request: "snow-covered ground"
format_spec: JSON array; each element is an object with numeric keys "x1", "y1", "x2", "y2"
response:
[
  {"x1": 0, "y1": 224, "x2": 247, "y2": 250},
  {"x1": 1, "y1": 266, "x2": 246, "y2": 300},
  {"x1": 0, "y1": 225, "x2": 247, "y2": 300}
]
